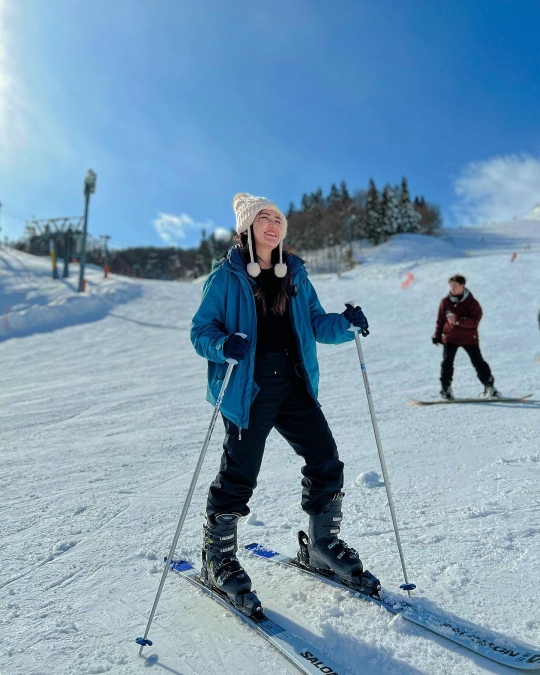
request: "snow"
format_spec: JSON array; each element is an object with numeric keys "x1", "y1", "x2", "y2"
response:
[
  {"x1": 440, "y1": 208, "x2": 540, "y2": 257},
  {"x1": 355, "y1": 471, "x2": 385, "y2": 489},
  {"x1": 0, "y1": 248, "x2": 141, "y2": 339},
  {"x1": 1, "y1": 226, "x2": 539, "y2": 675},
  {"x1": 359, "y1": 232, "x2": 465, "y2": 266}
]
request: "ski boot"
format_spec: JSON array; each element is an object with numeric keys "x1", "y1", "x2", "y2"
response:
[
  {"x1": 202, "y1": 513, "x2": 264, "y2": 620},
  {"x1": 440, "y1": 385, "x2": 454, "y2": 400},
  {"x1": 297, "y1": 493, "x2": 380, "y2": 597}
]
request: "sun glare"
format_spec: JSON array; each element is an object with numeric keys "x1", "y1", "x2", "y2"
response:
[
  {"x1": 0, "y1": 0, "x2": 27, "y2": 155},
  {"x1": 0, "y1": 0, "x2": 12, "y2": 132}
]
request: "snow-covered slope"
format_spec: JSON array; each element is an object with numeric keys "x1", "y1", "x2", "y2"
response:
[
  {"x1": 1, "y1": 235, "x2": 539, "y2": 675},
  {"x1": 359, "y1": 232, "x2": 465, "y2": 265},
  {"x1": 0, "y1": 247, "x2": 141, "y2": 339},
  {"x1": 441, "y1": 206, "x2": 540, "y2": 256}
]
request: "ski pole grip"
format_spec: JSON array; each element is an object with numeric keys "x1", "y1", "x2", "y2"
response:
[
  {"x1": 226, "y1": 332, "x2": 248, "y2": 365},
  {"x1": 345, "y1": 301, "x2": 369, "y2": 337}
]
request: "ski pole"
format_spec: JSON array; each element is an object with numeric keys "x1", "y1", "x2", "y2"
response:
[
  {"x1": 345, "y1": 303, "x2": 415, "y2": 597},
  {"x1": 136, "y1": 333, "x2": 247, "y2": 656}
]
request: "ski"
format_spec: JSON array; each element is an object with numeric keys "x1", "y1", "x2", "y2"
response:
[
  {"x1": 245, "y1": 543, "x2": 540, "y2": 671},
  {"x1": 409, "y1": 394, "x2": 533, "y2": 406},
  {"x1": 169, "y1": 558, "x2": 343, "y2": 675}
]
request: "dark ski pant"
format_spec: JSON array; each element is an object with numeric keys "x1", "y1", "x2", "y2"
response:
[
  {"x1": 206, "y1": 352, "x2": 344, "y2": 520},
  {"x1": 440, "y1": 343, "x2": 494, "y2": 389}
]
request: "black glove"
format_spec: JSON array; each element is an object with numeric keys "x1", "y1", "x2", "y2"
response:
[
  {"x1": 343, "y1": 304, "x2": 369, "y2": 334},
  {"x1": 432, "y1": 336, "x2": 443, "y2": 346},
  {"x1": 223, "y1": 334, "x2": 249, "y2": 361}
]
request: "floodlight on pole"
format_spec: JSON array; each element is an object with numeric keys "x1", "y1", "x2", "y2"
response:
[{"x1": 78, "y1": 170, "x2": 97, "y2": 293}]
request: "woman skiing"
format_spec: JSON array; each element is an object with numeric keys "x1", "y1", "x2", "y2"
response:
[{"x1": 191, "y1": 192, "x2": 379, "y2": 611}]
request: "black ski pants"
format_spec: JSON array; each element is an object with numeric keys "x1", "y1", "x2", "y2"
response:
[
  {"x1": 440, "y1": 343, "x2": 494, "y2": 389},
  {"x1": 206, "y1": 352, "x2": 344, "y2": 519}
]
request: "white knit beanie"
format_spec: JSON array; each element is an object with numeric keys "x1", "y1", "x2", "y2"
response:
[{"x1": 232, "y1": 192, "x2": 288, "y2": 278}]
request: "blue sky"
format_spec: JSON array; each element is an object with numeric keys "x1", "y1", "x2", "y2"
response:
[{"x1": 1, "y1": 0, "x2": 539, "y2": 249}]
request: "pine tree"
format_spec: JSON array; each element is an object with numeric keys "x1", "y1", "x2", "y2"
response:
[
  {"x1": 413, "y1": 197, "x2": 442, "y2": 235},
  {"x1": 340, "y1": 180, "x2": 351, "y2": 206},
  {"x1": 350, "y1": 189, "x2": 367, "y2": 240},
  {"x1": 399, "y1": 177, "x2": 421, "y2": 233},
  {"x1": 365, "y1": 179, "x2": 383, "y2": 244},
  {"x1": 195, "y1": 228, "x2": 212, "y2": 276},
  {"x1": 308, "y1": 189, "x2": 325, "y2": 249},
  {"x1": 380, "y1": 184, "x2": 401, "y2": 239},
  {"x1": 321, "y1": 184, "x2": 342, "y2": 247},
  {"x1": 328, "y1": 183, "x2": 341, "y2": 205}
]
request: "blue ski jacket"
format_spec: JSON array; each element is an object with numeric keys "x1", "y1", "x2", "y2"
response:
[{"x1": 190, "y1": 247, "x2": 355, "y2": 431}]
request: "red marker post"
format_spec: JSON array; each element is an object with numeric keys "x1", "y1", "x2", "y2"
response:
[{"x1": 401, "y1": 271, "x2": 414, "y2": 289}]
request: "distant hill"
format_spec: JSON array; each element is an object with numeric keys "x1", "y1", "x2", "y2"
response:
[{"x1": 440, "y1": 205, "x2": 540, "y2": 256}]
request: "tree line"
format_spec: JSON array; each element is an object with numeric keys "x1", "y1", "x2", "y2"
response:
[
  {"x1": 13, "y1": 177, "x2": 441, "y2": 280},
  {"x1": 286, "y1": 177, "x2": 441, "y2": 251},
  {"x1": 104, "y1": 229, "x2": 234, "y2": 280}
]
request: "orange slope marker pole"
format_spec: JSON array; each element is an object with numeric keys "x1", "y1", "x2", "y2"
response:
[{"x1": 401, "y1": 271, "x2": 414, "y2": 289}]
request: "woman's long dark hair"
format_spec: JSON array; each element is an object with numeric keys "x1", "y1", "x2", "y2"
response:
[{"x1": 235, "y1": 227, "x2": 289, "y2": 315}]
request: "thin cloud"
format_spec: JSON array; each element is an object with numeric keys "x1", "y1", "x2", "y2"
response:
[
  {"x1": 213, "y1": 227, "x2": 232, "y2": 242},
  {"x1": 452, "y1": 153, "x2": 540, "y2": 226},
  {"x1": 153, "y1": 212, "x2": 213, "y2": 246}
]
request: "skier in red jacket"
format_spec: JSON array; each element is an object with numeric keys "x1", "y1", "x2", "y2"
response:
[{"x1": 433, "y1": 275, "x2": 499, "y2": 400}]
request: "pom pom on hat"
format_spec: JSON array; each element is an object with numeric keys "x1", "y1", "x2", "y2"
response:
[
  {"x1": 274, "y1": 262, "x2": 287, "y2": 278},
  {"x1": 247, "y1": 261, "x2": 261, "y2": 277}
]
